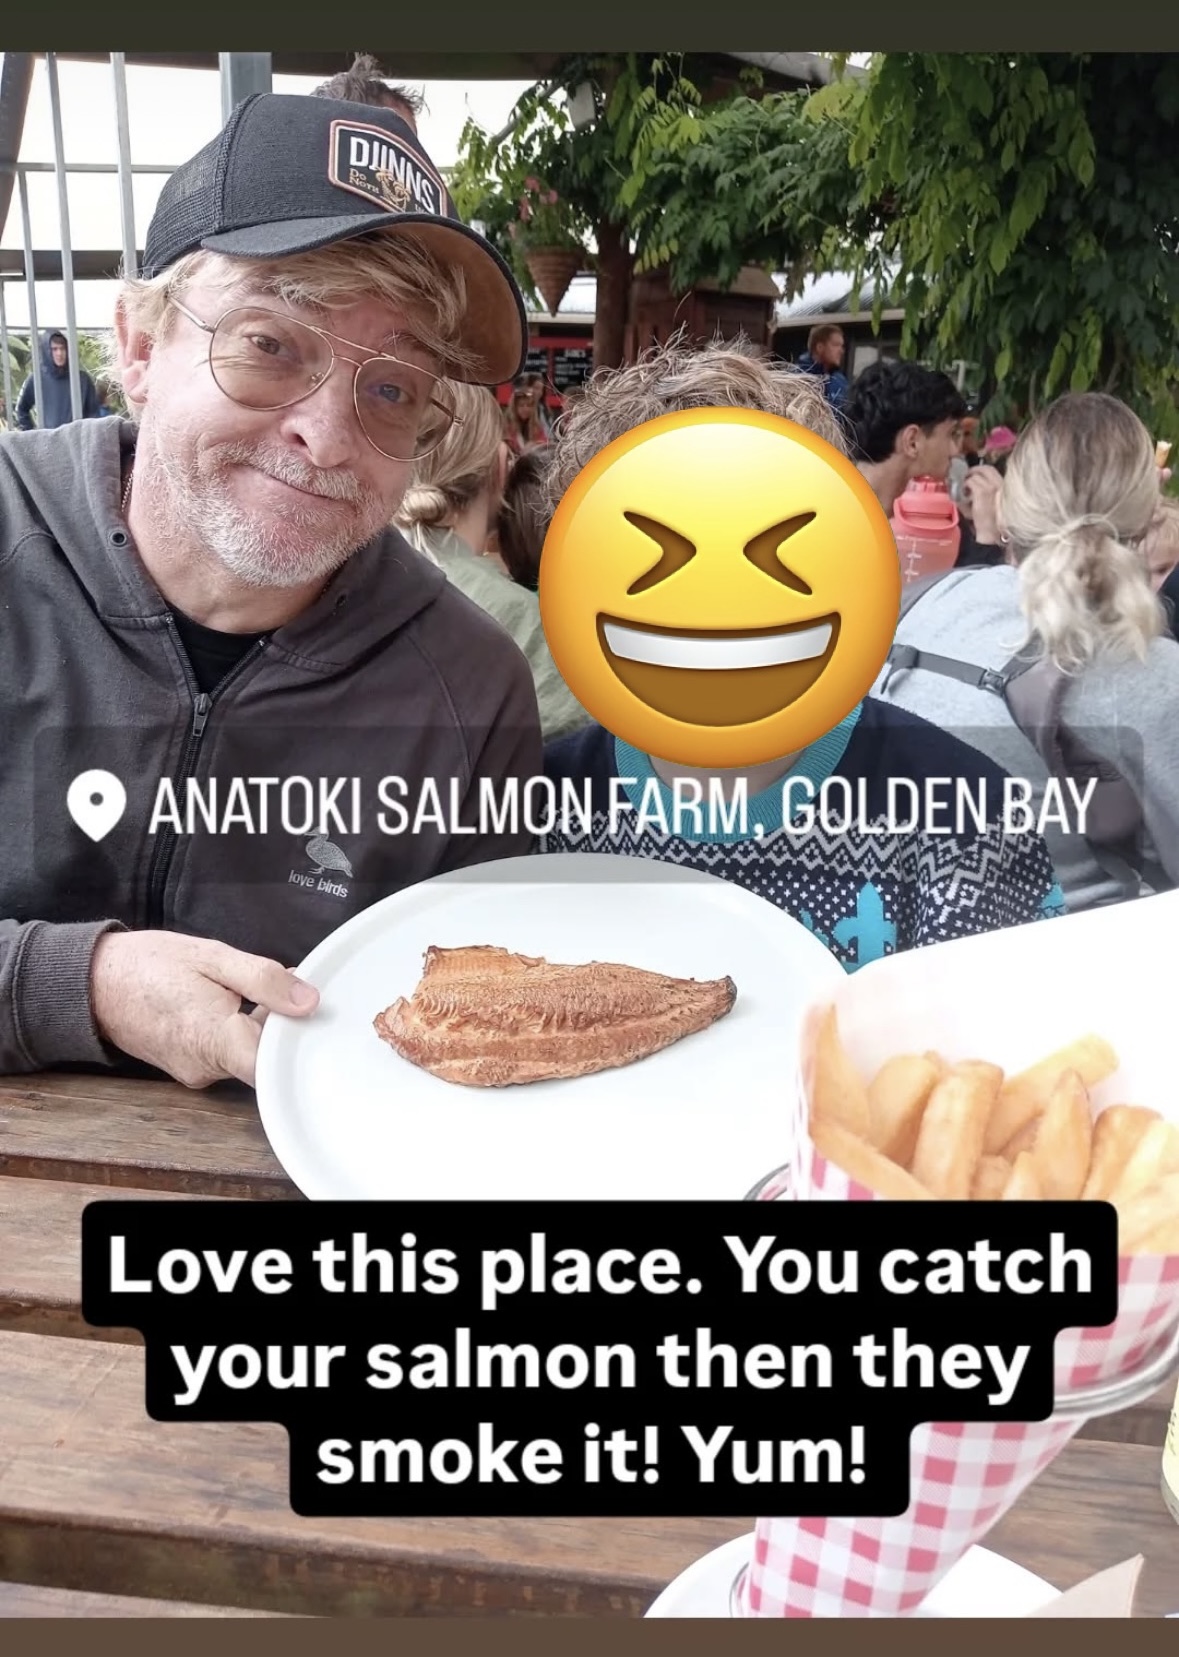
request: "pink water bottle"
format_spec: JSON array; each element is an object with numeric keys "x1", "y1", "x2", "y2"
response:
[{"x1": 890, "y1": 477, "x2": 961, "y2": 585}]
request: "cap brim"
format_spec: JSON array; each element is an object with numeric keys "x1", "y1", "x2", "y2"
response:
[{"x1": 202, "y1": 212, "x2": 527, "y2": 387}]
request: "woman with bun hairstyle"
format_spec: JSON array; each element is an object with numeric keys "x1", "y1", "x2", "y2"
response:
[
  {"x1": 396, "y1": 383, "x2": 587, "y2": 741},
  {"x1": 874, "y1": 391, "x2": 1179, "y2": 911}
]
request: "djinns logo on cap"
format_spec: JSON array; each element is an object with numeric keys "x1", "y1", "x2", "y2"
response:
[{"x1": 328, "y1": 120, "x2": 449, "y2": 217}]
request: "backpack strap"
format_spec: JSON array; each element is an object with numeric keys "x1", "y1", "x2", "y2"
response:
[
  {"x1": 883, "y1": 642, "x2": 1029, "y2": 696},
  {"x1": 883, "y1": 568, "x2": 1013, "y2": 693},
  {"x1": 1005, "y1": 657, "x2": 1158, "y2": 901},
  {"x1": 884, "y1": 596, "x2": 1167, "y2": 902}
]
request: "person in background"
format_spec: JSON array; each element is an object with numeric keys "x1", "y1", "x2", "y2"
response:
[
  {"x1": 1144, "y1": 499, "x2": 1179, "y2": 642},
  {"x1": 955, "y1": 462, "x2": 1007, "y2": 567},
  {"x1": 841, "y1": 359, "x2": 965, "y2": 518},
  {"x1": 490, "y1": 444, "x2": 551, "y2": 591},
  {"x1": 874, "y1": 392, "x2": 1179, "y2": 913},
  {"x1": 525, "y1": 372, "x2": 555, "y2": 438},
  {"x1": 540, "y1": 337, "x2": 1063, "y2": 975},
  {"x1": 311, "y1": 53, "x2": 423, "y2": 132},
  {"x1": 980, "y1": 423, "x2": 1018, "y2": 475},
  {"x1": 16, "y1": 331, "x2": 102, "y2": 429},
  {"x1": 947, "y1": 409, "x2": 981, "y2": 502},
  {"x1": 397, "y1": 383, "x2": 587, "y2": 740},
  {"x1": 797, "y1": 323, "x2": 849, "y2": 413},
  {"x1": 503, "y1": 376, "x2": 548, "y2": 454}
]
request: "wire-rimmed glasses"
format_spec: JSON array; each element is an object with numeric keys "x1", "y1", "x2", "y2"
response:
[{"x1": 169, "y1": 298, "x2": 458, "y2": 462}]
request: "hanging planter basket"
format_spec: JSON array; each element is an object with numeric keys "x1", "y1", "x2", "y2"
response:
[{"x1": 524, "y1": 247, "x2": 583, "y2": 315}]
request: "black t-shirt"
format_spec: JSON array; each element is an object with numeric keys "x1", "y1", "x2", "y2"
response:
[{"x1": 172, "y1": 609, "x2": 267, "y2": 694}]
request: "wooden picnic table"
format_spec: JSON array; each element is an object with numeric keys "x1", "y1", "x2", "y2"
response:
[{"x1": 0, "y1": 1069, "x2": 1175, "y2": 1618}]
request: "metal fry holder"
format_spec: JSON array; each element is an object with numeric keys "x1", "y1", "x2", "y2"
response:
[{"x1": 741, "y1": 1163, "x2": 1179, "y2": 1421}]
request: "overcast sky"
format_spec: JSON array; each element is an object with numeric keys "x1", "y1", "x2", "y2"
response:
[{"x1": 1, "y1": 56, "x2": 532, "y2": 330}]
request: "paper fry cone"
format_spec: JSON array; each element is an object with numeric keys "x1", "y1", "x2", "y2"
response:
[
  {"x1": 743, "y1": 894, "x2": 1179, "y2": 1617},
  {"x1": 742, "y1": 1255, "x2": 1178, "y2": 1616}
]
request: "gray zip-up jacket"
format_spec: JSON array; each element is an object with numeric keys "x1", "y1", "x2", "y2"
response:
[{"x1": 0, "y1": 418, "x2": 542, "y2": 1074}]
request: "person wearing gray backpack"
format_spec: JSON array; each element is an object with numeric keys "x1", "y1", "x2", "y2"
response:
[{"x1": 873, "y1": 392, "x2": 1179, "y2": 911}]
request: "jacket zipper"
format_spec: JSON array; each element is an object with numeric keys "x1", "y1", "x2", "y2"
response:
[{"x1": 144, "y1": 637, "x2": 268, "y2": 931}]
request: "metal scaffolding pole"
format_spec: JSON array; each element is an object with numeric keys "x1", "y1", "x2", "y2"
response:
[
  {"x1": 16, "y1": 169, "x2": 44, "y2": 425},
  {"x1": 219, "y1": 54, "x2": 272, "y2": 123},
  {"x1": 111, "y1": 53, "x2": 138, "y2": 280},
  {"x1": 45, "y1": 52, "x2": 84, "y2": 421},
  {"x1": 0, "y1": 283, "x2": 14, "y2": 429}
]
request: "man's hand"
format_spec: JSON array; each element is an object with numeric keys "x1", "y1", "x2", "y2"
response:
[
  {"x1": 960, "y1": 466, "x2": 1005, "y2": 546},
  {"x1": 90, "y1": 931, "x2": 320, "y2": 1089}
]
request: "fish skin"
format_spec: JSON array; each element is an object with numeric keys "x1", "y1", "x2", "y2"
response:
[{"x1": 374, "y1": 945, "x2": 737, "y2": 1087}]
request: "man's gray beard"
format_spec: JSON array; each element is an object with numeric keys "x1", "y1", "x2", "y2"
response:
[{"x1": 144, "y1": 438, "x2": 394, "y2": 590}]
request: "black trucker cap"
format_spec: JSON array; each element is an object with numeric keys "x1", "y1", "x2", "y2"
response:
[{"x1": 143, "y1": 93, "x2": 527, "y2": 386}]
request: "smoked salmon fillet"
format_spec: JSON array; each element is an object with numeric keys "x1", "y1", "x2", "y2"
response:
[{"x1": 374, "y1": 944, "x2": 737, "y2": 1087}]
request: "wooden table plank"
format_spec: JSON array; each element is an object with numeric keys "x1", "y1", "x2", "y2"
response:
[
  {"x1": 1, "y1": 1158, "x2": 1169, "y2": 1445},
  {"x1": 0, "y1": 1321, "x2": 1174, "y2": 1616},
  {"x1": 1077, "y1": 1384, "x2": 1173, "y2": 1449},
  {"x1": 0, "y1": 1175, "x2": 222, "y2": 1342},
  {"x1": 0, "y1": 1328, "x2": 1175, "y2": 1618},
  {"x1": 0, "y1": 1074, "x2": 294, "y2": 1198},
  {"x1": 0, "y1": 1580, "x2": 294, "y2": 1616},
  {"x1": 0, "y1": 1330, "x2": 752, "y2": 1617},
  {"x1": 986, "y1": 1438, "x2": 1178, "y2": 1616}
]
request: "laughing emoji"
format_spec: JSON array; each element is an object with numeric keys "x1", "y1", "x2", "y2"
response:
[{"x1": 538, "y1": 408, "x2": 901, "y2": 767}]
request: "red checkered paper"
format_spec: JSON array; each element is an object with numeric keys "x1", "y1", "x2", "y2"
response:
[{"x1": 739, "y1": 1146, "x2": 1179, "y2": 1617}]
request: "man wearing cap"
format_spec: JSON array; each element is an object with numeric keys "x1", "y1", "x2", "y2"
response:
[{"x1": 0, "y1": 95, "x2": 540, "y2": 1090}]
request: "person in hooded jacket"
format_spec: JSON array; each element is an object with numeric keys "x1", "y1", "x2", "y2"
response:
[{"x1": 16, "y1": 330, "x2": 103, "y2": 429}]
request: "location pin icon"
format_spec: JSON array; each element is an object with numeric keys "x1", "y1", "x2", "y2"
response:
[{"x1": 66, "y1": 770, "x2": 127, "y2": 843}]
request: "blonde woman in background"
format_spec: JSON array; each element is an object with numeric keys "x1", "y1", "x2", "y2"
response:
[
  {"x1": 397, "y1": 383, "x2": 588, "y2": 740},
  {"x1": 874, "y1": 391, "x2": 1179, "y2": 910}
]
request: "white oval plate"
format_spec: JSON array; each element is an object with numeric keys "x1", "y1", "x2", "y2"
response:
[
  {"x1": 644, "y1": 1532, "x2": 1059, "y2": 1618},
  {"x1": 254, "y1": 852, "x2": 844, "y2": 1202}
]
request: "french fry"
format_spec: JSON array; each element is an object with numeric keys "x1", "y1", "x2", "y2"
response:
[
  {"x1": 1126, "y1": 1217, "x2": 1179, "y2": 1255},
  {"x1": 1030, "y1": 1070, "x2": 1093, "y2": 1202},
  {"x1": 867, "y1": 1053, "x2": 943, "y2": 1164},
  {"x1": 910, "y1": 1062, "x2": 1003, "y2": 1199},
  {"x1": 821, "y1": 1026, "x2": 1173, "y2": 1236},
  {"x1": 983, "y1": 1035, "x2": 1118, "y2": 1155},
  {"x1": 1081, "y1": 1105, "x2": 1162, "y2": 1201},
  {"x1": 1001, "y1": 1117, "x2": 1043, "y2": 1160},
  {"x1": 1115, "y1": 1171, "x2": 1179, "y2": 1253},
  {"x1": 971, "y1": 1155, "x2": 1012, "y2": 1201},
  {"x1": 1107, "y1": 1118, "x2": 1179, "y2": 1207},
  {"x1": 810, "y1": 1118, "x2": 933, "y2": 1200},
  {"x1": 1002, "y1": 1150, "x2": 1042, "y2": 1200},
  {"x1": 809, "y1": 1006, "x2": 870, "y2": 1139}
]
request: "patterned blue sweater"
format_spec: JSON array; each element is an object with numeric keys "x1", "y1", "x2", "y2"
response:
[{"x1": 542, "y1": 699, "x2": 1065, "y2": 974}]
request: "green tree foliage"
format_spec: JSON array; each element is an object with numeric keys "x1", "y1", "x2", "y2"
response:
[
  {"x1": 627, "y1": 76, "x2": 883, "y2": 299},
  {"x1": 73, "y1": 331, "x2": 109, "y2": 387},
  {"x1": 841, "y1": 54, "x2": 1179, "y2": 432},
  {"x1": 450, "y1": 55, "x2": 719, "y2": 366},
  {"x1": 454, "y1": 53, "x2": 1179, "y2": 433},
  {"x1": 650, "y1": 54, "x2": 1179, "y2": 431}
]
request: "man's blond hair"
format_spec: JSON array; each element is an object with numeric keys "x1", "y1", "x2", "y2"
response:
[{"x1": 110, "y1": 232, "x2": 477, "y2": 404}]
